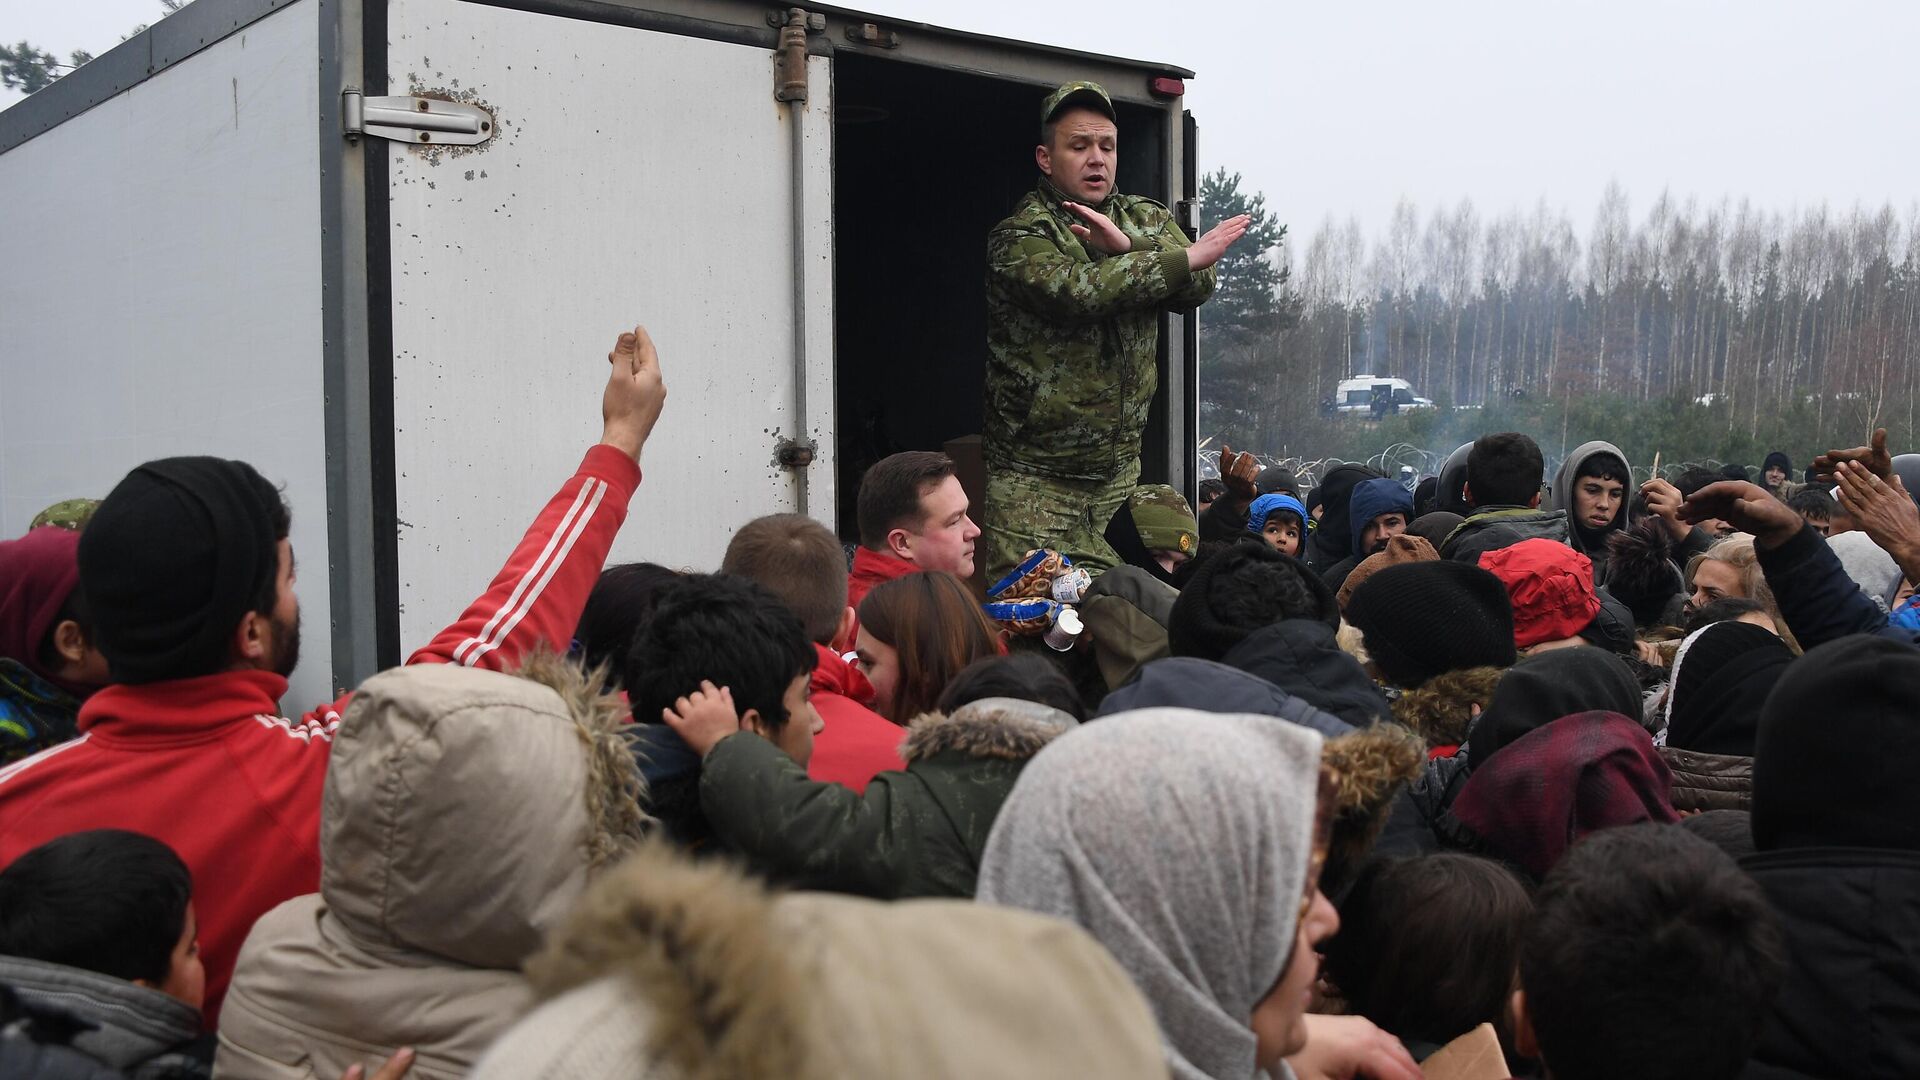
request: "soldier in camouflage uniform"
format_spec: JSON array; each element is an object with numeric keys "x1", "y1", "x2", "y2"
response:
[{"x1": 983, "y1": 81, "x2": 1248, "y2": 579}]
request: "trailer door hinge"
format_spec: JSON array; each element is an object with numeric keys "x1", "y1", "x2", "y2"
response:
[
  {"x1": 342, "y1": 88, "x2": 494, "y2": 146},
  {"x1": 772, "y1": 8, "x2": 823, "y2": 102}
]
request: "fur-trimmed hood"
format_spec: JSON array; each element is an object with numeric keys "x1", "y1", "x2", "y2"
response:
[
  {"x1": 1322, "y1": 724, "x2": 1427, "y2": 887},
  {"x1": 1391, "y1": 665, "x2": 1506, "y2": 747},
  {"x1": 318, "y1": 652, "x2": 647, "y2": 964},
  {"x1": 472, "y1": 843, "x2": 1168, "y2": 1079},
  {"x1": 217, "y1": 656, "x2": 649, "y2": 1080},
  {"x1": 899, "y1": 697, "x2": 1075, "y2": 766}
]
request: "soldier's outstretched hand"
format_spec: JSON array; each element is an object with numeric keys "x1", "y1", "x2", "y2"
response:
[
  {"x1": 1187, "y1": 214, "x2": 1251, "y2": 272},
  {"x1": 1064, "y1": 202, "x2": 1132, "y2": 255}
]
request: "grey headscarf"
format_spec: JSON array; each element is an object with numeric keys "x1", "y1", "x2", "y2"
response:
[
  {"x1": 976, "y1": 708, "x2": 1323, "y2": 1080},
  {"x1": 1826, "y1": 530, "x2": 1903, "y2": 611}
]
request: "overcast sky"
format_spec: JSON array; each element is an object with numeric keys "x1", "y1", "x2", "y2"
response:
[{"x1": 6, "y1": 0, "x2": 1916, "y2": 247}]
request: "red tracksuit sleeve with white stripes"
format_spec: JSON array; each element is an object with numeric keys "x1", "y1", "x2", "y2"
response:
[{"x1": 299, "y1": 444, "x2": 640, "y2": 725}]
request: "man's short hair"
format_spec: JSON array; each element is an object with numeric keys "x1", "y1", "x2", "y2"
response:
[
  {"x1": 1785, "y1": 487, "x2": 1835, "y2": 521},
  {"x1": 856, "y1": 452, "x2": 956, "y2": 550},
  {"x1": 722, "y1": 514, "x2": 847, "y2": 646},
  {"x1": 1519, "y1": 825, "x2": 1786, "y2": 1080},
  {"x1": 0, "y1": 830, "x2": 192, "y2": 985},
  {"x1": 1466, "y1": 433, "x2": 1545, "y2": 508},
  {"x1": 1574, "y1": 453, "x2": 1630, "y2": 486}
]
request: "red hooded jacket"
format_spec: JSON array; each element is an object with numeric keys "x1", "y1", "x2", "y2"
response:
[{"x1": 0, "y1": 445, "x2": 639, "y2": 1028}]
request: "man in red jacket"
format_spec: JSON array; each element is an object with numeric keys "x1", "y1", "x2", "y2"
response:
[
  {"x1": 849, "y1": 451, "x2": 980, "y2": 611},
  {"x1": 723, "y1": 514, "x2": 905, "y2": 792},
  {"x1": 0, "y1": 325, "x2": 667, "y2": 1027}
]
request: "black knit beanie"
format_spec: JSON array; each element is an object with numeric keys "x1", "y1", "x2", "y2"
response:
[
  {"x1": 1753, "y1": 635, "x2": 1920, "y2": 851},
  {"x1": 1344, "y1": 561, "x2": 1516, "y2": 689},
  {"x1": 1255, "y1": 466, "x2": 1301, "y2": 497},
  {"x1": 79, "y1": 457, "x2": 284, "y2": 684},
  {"x1": 1168, "y1": 540, "x2": 1338, "y2": 661}
]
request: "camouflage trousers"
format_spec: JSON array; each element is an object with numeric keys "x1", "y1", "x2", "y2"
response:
[{"x1": 983, "y1": 458, "x2": 1141, "y2": 581}]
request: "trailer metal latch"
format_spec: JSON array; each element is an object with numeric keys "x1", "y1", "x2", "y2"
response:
[{"x1": 343, "y1": 88, "x2": 494, "y2": 146}]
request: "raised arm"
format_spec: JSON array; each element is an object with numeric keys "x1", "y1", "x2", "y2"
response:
[
  {"x1": 409, "y1": 326, "x2": 666, "y2": 670},
  {"x1": 1682, "y1": 479, "x2": 1890, "y2": 650}
]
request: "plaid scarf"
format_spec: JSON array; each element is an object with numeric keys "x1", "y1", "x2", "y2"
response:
[{"x1": 1453, "y1": 710, "x2": 1678, "y2": 879}]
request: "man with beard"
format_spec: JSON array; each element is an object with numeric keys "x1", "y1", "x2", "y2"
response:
[
  {"x1": 981, "y1": 81, "x2": 1249, "y2": 578},
  {"x1": 0, "y1": 325, "x2": 668, "y2": 1027}
]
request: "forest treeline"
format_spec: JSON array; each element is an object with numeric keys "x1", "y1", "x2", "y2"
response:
[{"x1": 1199, "y1": 175, "x2": 1920, "y2": 461}]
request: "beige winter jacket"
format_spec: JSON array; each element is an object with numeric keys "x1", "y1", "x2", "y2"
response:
[
  {"x1": 215, "y1": 657, "x2": 644, "y2": 1080},
  {"x1": 468, "y1": 843, "x2": 1171, "y2": 1079}
]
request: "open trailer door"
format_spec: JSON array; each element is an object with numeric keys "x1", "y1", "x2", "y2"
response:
[{"x1": 375, "y1": 0, "x2": 835, "y2": 654}]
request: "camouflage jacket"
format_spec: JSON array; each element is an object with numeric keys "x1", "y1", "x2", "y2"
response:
[
  {"x1": 697, "y1": 699, "x2": 1072, "y2": 899},
  {"x1": 985, "y1": 180, "x2": 1216, "y2": 482}
]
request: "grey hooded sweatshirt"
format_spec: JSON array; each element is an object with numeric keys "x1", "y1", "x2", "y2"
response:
[{"x1": 1552, "y1": 440, "x2": 1634, "y2": 585}]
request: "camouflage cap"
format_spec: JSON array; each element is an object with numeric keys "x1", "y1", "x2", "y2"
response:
[
  {"x1": 30, "y1": 498, "x2": 101, "y2": 532},
  {"x1": 1127, "y1": 485, "x2": 1197, "y2": 555},
  {"x1": 1040, "y1": 81, "x2": 1115, "y2": 125}
]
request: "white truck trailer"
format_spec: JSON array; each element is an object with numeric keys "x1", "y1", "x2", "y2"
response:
[{"x1": 0, "y1": 0, "x2": 1205, "y2": 707}]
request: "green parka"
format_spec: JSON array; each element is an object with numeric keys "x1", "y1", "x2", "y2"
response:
[
  {"x1": 697, "y1": 698, "x2": 1074, "y2": 899},
  {"x1": 984, "y1": 180, "x2": 1215, "y2": 482}
]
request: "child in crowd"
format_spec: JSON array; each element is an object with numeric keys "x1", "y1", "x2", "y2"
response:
[
  {"x1": 0, "y1": 830, "x2": 211, "y2": 1078},
  {"x1": 1246, "y1": 492, "x2": 1308, "y2": 556},
  {"x1": 622, "y1": 573, "x2": 822, "y2": 849}
]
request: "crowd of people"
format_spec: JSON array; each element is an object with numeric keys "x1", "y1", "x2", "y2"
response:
[{"x1": 2, "y1": 319, "x2": 1917, "y2": 1080}]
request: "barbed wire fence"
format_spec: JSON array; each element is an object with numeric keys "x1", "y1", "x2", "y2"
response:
[{"x1": 1197, "y1": 437, "x2": 1758, "y2": 491}]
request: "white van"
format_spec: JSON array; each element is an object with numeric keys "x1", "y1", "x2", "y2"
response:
[{"x1": 1333, "y1": 377, "x2": 1435, "y2": 416}]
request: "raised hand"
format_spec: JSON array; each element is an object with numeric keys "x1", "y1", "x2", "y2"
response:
[
  {"x1": 661, "y1": 680, "x2": 740, "y2": 758},
  {"x1": 1186, "y1": 214, "x2": 1251, "y2": 272},
  {"x1": 601, "y1": 324, "x2": 668, "y2": 465},
  {"x1": 1679, "y1": 480, "x2": 1803, "y2": 551},
  {"x1": 1638, "y1": 477, "x2": 1693, "y2": 542},
  {"x1": 1064, "y1": 202, "x2": 1132, "y2": 255},
  {"x1": 1812, "y1": 427, "x2": 1892, "y2": 483},
  {"x1": 1834, "y1": 461, "x2": 1920, "y2": 575},
  {"x1": 1218, "y1": 443, "x2": 1261, "y2": 506}
]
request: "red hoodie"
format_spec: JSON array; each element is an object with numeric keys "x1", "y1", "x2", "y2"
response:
[
  {"x1": 0, "y1": 445, "x2": 639, "y2": 1028},
  {"x1": 805, "y1": 643, "x2": 904, "y2": 793}
]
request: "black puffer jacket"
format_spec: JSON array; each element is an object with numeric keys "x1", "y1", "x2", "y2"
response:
[
  {"x1": 1740, "y1": 849, "x2": 1920, "y2": 1079},
  {"x1": 1218, "y1": 620, "x2": 1392, "y2": 729},
  {"x1": 1096, "y1": 656, "x2": 1353, "y2": 738}
]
